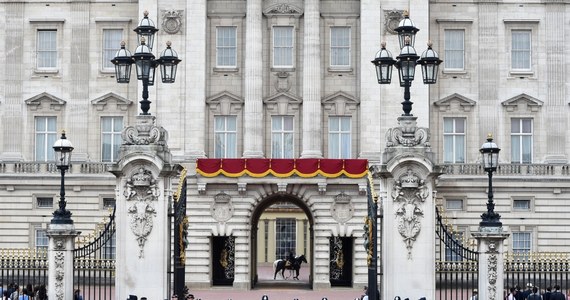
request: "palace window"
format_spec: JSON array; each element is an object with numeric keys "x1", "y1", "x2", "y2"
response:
[
  {"x1": 513, "y1": 199, "x2": 531, "y2": 211},
  {"x1": 444, "y1": 29, "x2": 464, "y2": 70},
  {"x1": 273, "y1": 26, "x2": 294, "y2": 68},
  {"x1": 511, "y1": 118, "x2": 533, "y2": 163},
  {"x1": 330, "y1": 27, "x2": 350, "y2": 67},
  {"x1": 36, "y1": 197, "x2": 53, "y2": 209},
  {"x1": 443, "y1": 117, "x2": 465, "y2": 163},
  {"x1": 275, "y1": 218, "x2": 296, "y2": 260},
  {"x1": 35, "y1": 116, "x2": 57, "y2": 162},
  {"x1": 511, "y1": 30, "x2": 531, "y2": 71},
  {"x1": 101, "y1": 117, "x2": 123, "y2": 162},
  {"x1": 35, "y1": 228, "x2": 49, "y2": 251},
  {"x1": 103, "y1": 233, "x2": 116, "y2": 259},
  {"x1": 445, "y1": 199, "x2": 464, "y2": 211},
  {"x1": 271, "y1": 116, "x2": 294, "y2": 158},
  {"x1": 216, "y1": 26, "x2": 237, "y2": 68},
  {"x1": 37, "y1": 30, "x2": 57, "y2": 69},
  {"x1": 214, "y1": 116, "x2": 237, "y2": 158},
  {"x1": 102, "y1": 29, "x2": 123, "y2": 70},
  {"x1": 512, "y1": 231, "x2": 531, "y2": 257},
  {"x1": 328, "y1": 116, "x2": 351, "y2": 158}
]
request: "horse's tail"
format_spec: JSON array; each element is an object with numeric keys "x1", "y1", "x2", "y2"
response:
[{"x1": 273, "y1": 260, "x2": 278, "y2": 273}]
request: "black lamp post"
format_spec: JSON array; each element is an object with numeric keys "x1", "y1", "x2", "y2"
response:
[
  {"x1": 112, "y1": 11, "x2": 181, "y2": 115},
  {"x1": 479, "y1": 134, "x2": 502, "y2": 227},
  {"x1": 51, "y1": 131, "x2": 74, "y2": 225},
  {"x1": 371, "y1": 12, "x2": 442, "y2": 116}
]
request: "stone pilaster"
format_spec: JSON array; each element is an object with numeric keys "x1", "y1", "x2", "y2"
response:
[
  {"x1": 242, "y1": 0, "x2": 264, "y2": 158},
  {"x1": 473, "y1": 229, "x2": 509, "y2": 300},
  {"x1": 477, "y1": 2, "x2": 500, "y2": 142},
  {"x1": 300, "y1": 0, "x2": 322, "y2": 158},
  {"x1": 1, "y1": 3, "x2": 24, "y2": 160},
  {"x1": 359, "y1": 0, "x2": 382, "y2": 161},
  {"x1": 47, "y1": 224, "x2": 79, "y2": 300},
  {"x1": 67, "y1": 2, "x2": 90, "y2": 161},
  {"x1": 544, "y1": 3, "x2": 567, "y2": 163},
  {"x1": 185, "y1": 0, "x2": 207, "y2": 159}
]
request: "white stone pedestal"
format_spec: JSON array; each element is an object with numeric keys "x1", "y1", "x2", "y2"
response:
[
  {"x1": 473, "y1": 227, "x2": 509, "y2": 300},
  {"x1": 381, "y1": 157, "x2": 436, "y2": 300},
  {"x1": 47, "y1": 224, "x2": 79, "y2": 300}
]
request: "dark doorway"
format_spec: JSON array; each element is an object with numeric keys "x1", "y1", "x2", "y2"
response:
[{"x1": 212, "y1": 236, "x2": 235, "y2": 286}]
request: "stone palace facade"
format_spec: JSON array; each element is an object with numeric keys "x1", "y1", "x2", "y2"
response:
[{"x1": 0, "y1": 0, "x2": 569, "y2": 290}]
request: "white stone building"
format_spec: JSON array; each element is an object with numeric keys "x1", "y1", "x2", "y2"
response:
[{"x1": 0, "y1": 0, "x2": 569, "y2": 291}]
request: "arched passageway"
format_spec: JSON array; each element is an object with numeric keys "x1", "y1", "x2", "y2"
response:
[{"x1": 250, "y1": 194, "x2": 314, "y2": 289}]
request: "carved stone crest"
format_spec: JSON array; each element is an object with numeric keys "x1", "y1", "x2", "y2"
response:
[
  {"x1": 161, "y1": 10, "x2": 183, "y2": 34},
  {"x1": 384, "y1": 10, "x2": 404, "y2": 35},
  {"x1": 211, "y1": 192, "x2": 234, "y2": 222},
  {"x1": 274, "y1": 71, "x2": 292, "y2": 93},
  {"x1": 392, "y1": 169, "x2": 429, "y2": 259},
  {"x1": 331, "y1": 192, "x2": 354, "y2": 224},
  {"x1": 124, "y1": 166, "x2": 160, "y2": 258}
]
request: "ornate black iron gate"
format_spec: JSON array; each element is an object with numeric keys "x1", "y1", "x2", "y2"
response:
[
  {"x1": 435, "y1": 206, "x2": 478, "y2": 300},
  {"x1": 329, "y1": 236, "x2": 353, "y2": 286},
  {"x1": 172, "y1": 168, "x2": 188, "y2": 298},
  {"x1": 73, "y1": 206, "x2": 116, "y2": 300},
  {"x1": 212, "y1": 236, "x2": 235, "y2": 286}
]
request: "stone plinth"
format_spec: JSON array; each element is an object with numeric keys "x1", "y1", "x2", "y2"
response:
[
  {"x1": 47, "y1": 224, "x2": 79, "y2": 300},
  {"x1": 473, "y1": 227, "x2": 509, "y2": 300}
]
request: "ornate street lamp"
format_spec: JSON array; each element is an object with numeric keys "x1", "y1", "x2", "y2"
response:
[
  {"x1": 51, "y1": 131, "x2": 74, "y2": 224},
  {"x1": 371, "y1": 11, "x2": 442, "y2": 116},
  {"x1": 112, "y1": 11, "x2": 181, "y2": 115},
  {"x1": 479, "y1": 134, "x2": 502, "y2": 227}
]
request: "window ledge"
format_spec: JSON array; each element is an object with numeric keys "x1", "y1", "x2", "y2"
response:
[
  {"x1": 328, "y1": 67, "x2": 353, "y2": 73},
  {"x1": 508, "y1": 71, "x2": 536, "y2": 79},
  {"x1": 271, "y1": 67, "x2": 295, "y2": 72},
  {"x1": 442, "y1": 70, "x2": 467, "y2": 75},
  {"x1": 213, "y1": 67, "x2": 239, "y2": 73},
  {"x1": 32, "y1": 69, "x2": 61, "y2": 78}
]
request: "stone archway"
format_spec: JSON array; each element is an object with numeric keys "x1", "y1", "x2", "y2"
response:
[{"x1": 249, "y1": 193, "x2": 314, "y2": 289}]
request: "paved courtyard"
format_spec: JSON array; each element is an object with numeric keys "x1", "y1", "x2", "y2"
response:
[{"x1": 189, "y1": 264, "x2": 362, "y2": 300}]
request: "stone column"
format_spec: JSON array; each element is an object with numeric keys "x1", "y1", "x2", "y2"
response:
[
  {"x1": 473, "y1": 229, "x2": 509, "y2": 300},
  {"x1": 242, "y1": 0, "x2": 264, "y2": 158},
  {"x1": 47, "y1": 224, "x2": 79, "y2": 300},
  {"x1": 300, "y1": 0, "x2": 322, "y2": 158}
]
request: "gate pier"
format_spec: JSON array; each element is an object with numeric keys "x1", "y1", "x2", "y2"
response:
[
  {"x1": 473, "y1": 229, "x2": 509, "y2": 300},
  {"x1": 110, "y1": 115, "x2": 180, "y2": 300},
  {"x1": 47, "y1": 224, "x2": 79, "y2": 300}
]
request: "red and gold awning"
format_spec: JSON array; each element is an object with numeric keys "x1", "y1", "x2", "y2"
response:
[{"x1": 196, "y1": 158, "x2": 368, "y2": 178}]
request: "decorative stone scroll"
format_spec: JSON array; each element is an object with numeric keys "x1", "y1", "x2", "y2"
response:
[
  {"x1": 53, "y1": 238, "x2": 65, "y2": 300},
  {"x1": 384, "y1": 10, "x2": 404, "y2": 35},
  {"x1": 386, "y1": 116, "x2": 430, "y2": 147},
  {"x1": 392, "y1": 169, "x2": 429, "y2": 259},
  {"x1": 263, "y1": 3, "x2": 303, "y2": 17},
  {"x1": 122, "y1": 116, "x2": 168, "y2": 146},
  {"x1": 124, "y1": 167, "x2": 160, "y2": 258},
  {"x1": 487, "y1": 242, "x2": 499, "y2": 300}
]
